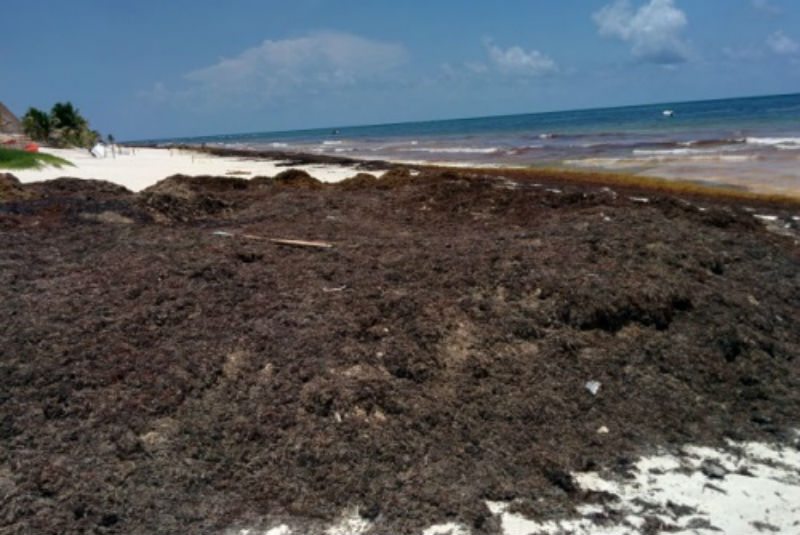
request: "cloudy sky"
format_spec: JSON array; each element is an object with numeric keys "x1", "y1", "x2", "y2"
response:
[{"x1": 2, "y1": 0, "x2": 799, "y2": 140}]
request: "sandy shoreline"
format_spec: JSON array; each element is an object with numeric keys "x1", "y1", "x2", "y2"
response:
[
  {"x1": 6, "y1": 146, "x2": 800, "y2": 207},
  {"x1": 9, "y1": 147, "x2": 383, "y2": 192},
  {"x1": 241, "y1": 432, "x2": 800, "y2": 535}
]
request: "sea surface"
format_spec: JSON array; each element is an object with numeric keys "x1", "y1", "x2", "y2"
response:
[{"x1": 147, "y1": 93, "x2": 800, "y2": 194}]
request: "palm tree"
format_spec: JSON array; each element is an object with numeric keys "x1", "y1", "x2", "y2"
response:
[
  {"x1": 21, "y1": 107, "x2": 52, "y2": 142},
  {"x1": 50, "y1": 102, "x2": 87, "y2": 131},
  {"x1": 50, "y1": 102, "x2": 90, "y2": 146}
]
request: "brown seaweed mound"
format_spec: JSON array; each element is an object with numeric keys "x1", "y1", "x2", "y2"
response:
[
  {"x1": 0, "y1": 173, "x2": 27, "y2": 201},
  {"x1": 1, "y1": 169, "x2": 799, "y2": 534}
]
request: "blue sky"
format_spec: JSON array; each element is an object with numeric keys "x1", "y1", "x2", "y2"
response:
[{"x1": 2, "y1": 0, "x2": 799, "y2": 140}]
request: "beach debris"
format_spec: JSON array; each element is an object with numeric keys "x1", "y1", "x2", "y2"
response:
[
  {"x1": 600, "y1": 186, "x2": 617, "y2": 197},
  {"x1": 753, "y1": 214, "x2": 779, "y2": 222},
  {"x1": 597, "y1": 425, "x2": 610, "y2": 434},
  {"x1": 497, "y1": 179, "x2": 520, "y2": 190},
  {"x1": 267, "y1": 238, "x2": 333, "y2": 249},
  {"x1": 585, "y1": 380, "x2": 601, "y2": 396},
  {"x1": 629, "y1": 196, "x2": 650, "y2": 203},
  {"x1": 700, "y1": 460, "x2": 727, "y2": 479},
  {"x1": 323, "y1": 285, "x2": 347, "y2": 293},
  {"x1": 210, "y1": 231, "x2": 334, "y2": 249}
]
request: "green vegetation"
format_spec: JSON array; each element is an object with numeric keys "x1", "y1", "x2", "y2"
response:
[
  {"x1": 21, "y1": 102, "x2": 100, "y2": 148},
  {"x1": 20, "y1": 107, "x2": 51, "y2": 141},
  {"x1": 0, "y1": 147, "x2": 73, "y2": 170}
]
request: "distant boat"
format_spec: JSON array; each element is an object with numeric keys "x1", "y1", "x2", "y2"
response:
[{"x1": 662, "y1": 110, "x2": 675, "y2": 117}]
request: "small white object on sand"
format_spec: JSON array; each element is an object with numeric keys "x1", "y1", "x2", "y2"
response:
[{"x1": 754, "y1": 214, "x2": 779, "y2": 222}]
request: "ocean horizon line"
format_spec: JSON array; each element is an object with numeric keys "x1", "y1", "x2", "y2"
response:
[{"x1": 128, "y1": 90, "x2": 800, "y2": 145}]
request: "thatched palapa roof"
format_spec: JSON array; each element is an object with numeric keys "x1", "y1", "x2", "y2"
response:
[{"x1": 0, "y1": 102, "x2": 23, "y2": 135}]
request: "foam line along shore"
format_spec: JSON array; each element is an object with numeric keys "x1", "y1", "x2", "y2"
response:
[{"x1": 136, "y1": 93, "x2": 800, "y2": 196}]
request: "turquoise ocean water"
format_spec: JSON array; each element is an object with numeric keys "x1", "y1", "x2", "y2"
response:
[{"x1": 145, "y1": 93, "x2": 800, "y2": 192}]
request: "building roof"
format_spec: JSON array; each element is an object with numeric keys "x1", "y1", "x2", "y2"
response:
[{"x1": 0, "y1": 102, "x2": 23, "y2": 135}]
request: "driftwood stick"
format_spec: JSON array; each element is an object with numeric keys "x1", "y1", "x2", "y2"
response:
[
  {"x1": 227, "y1": 233, "x2": 334, "y2": 249},
  {"x1": 268, "y1": 237, "x2": 334, "y2": 249},
  {"x1": 267, "y1": 238, "x2": 333, "y2": 249}
]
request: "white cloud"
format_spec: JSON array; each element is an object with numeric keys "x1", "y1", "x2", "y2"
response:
[
  {"x1": 147, "y1": 32, "x2": 408, "y2": 107},
  {"x1": 751, "y1": 0, "x2": 780, "y2": 15},
  {"x1": 593, "y1": 0, "x2": 690, "y2": 64},
  {"x1": 484, "y1": 40, "x2": 558, "y2": 76},
  {"x1": 722, "y1": 45, "x2": 763, "y2": 62},
  {"x1": 440, "y1": 40, "x2": 558, "y2": 80},
  {"x1": 766, "y1": 30, "x2": 799, "y2": 54}
]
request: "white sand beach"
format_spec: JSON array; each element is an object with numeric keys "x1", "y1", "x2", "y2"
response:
[
  {"x1": 233, "y1": 432, "x2": 800, "y2": 535},
  {"x1": 9, "y1": 147, "x2": 377, "y2": 192}
]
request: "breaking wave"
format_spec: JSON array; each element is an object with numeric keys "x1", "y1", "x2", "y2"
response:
[{"x1": 408, "y1": 147, "x2": 501, "y2": 154}]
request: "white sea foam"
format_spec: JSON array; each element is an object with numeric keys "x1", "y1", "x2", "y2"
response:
[
  {"x1": 629, "y1": 148, "x2": 757, "y2": 163},
  {"x1": 633, "y1": 147, "x2": 720, "y2": 156},
  {"x1": 322, "y1": 140, "x2": 343, "y2": 146},
  {"x1": 679, "y1": 138, "x2": 746, "y2": 147},
  {"x1": 269, "y1": 142, "x2": 289, "y2": 148},
  {"x1": 408, "y1": 147, "x2": 500, "y2": 154},
  {"x1": 746, "y1": 136, "x2": 800, "y2": 147},
  {"x1": 505, "y1": 144, "x2": 543, "y2": 154}
]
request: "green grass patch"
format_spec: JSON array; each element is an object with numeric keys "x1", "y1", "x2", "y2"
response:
[{"x1": 0, "y1": 147, "x2": 73, "y2": 170}]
